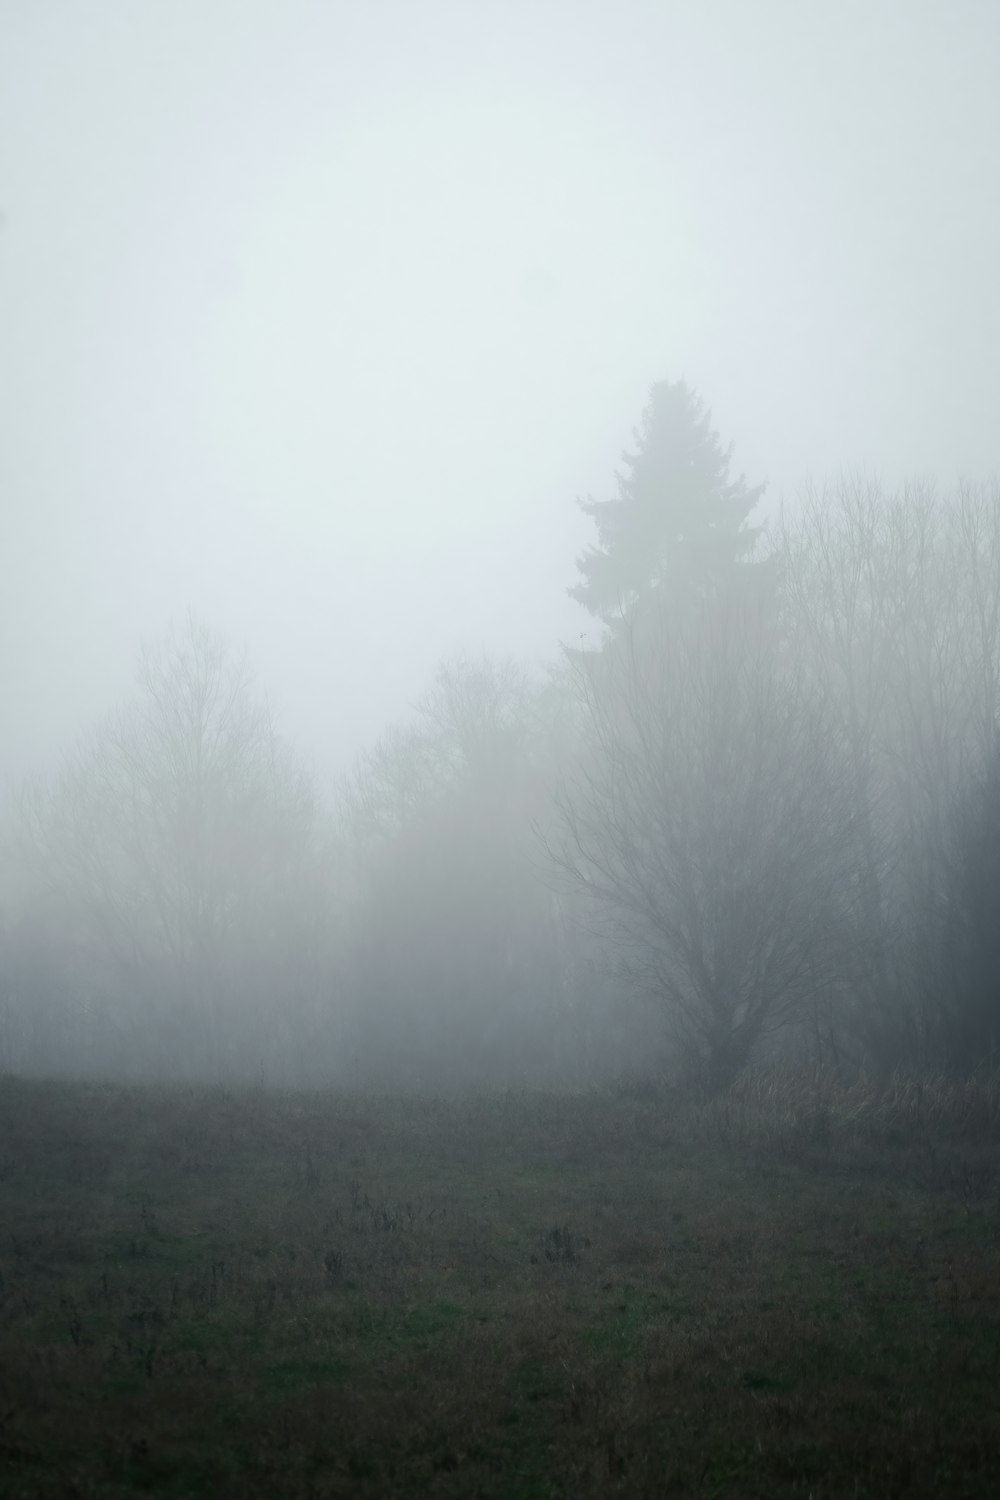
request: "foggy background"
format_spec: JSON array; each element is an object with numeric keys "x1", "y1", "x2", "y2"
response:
[{"x1": 3, "y1": 0, "x2": 999, "y2": 795}]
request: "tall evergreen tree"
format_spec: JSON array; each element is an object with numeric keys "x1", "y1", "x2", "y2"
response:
[{"x1": 570, "y1": 380, "x2": 764, "y2": 627}]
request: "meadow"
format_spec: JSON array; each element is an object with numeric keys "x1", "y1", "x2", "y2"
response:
[{"x1": 1, "y1": 1069, "x2": 999, "y2": 1497}]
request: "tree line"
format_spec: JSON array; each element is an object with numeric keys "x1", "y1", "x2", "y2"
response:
[{"x1": 3, "y1": 381, "x2": 999, "y2": 1089}]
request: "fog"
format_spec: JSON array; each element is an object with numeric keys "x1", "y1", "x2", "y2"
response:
[
  {"x1": 2, "y1": 3, "x2": 1000, "y2": 1089},
  {"x1": 4, "y1": 1, "x2": 999, "y2": 787}
]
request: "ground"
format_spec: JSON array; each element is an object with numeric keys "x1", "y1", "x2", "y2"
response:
[{"x1": 1, "y1": 1072, "x2": 999, "y2": 1497}]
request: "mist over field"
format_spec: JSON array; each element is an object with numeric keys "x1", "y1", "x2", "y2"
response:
[
  {"x1": 3, "y1": 1, "x2": 1000, "y2": 780},
  {"x1": 5, "y1": 9, "x2": 1000, "y2": 1495},
  {"x1": 2, "y1": 0, "x2": 1000, "y2": 1090}
]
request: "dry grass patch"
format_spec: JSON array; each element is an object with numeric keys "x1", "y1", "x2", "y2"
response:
[{"x1": 1, "y1": 1071, "x2": 998, "y2": 1496}]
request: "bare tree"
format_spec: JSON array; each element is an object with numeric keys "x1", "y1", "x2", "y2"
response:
[
  {"x1": 775, "y1": 478, "x2": 918, "y2": 1063},
  {"x1": 549, "y1": 588, "x2": 857, "y2": 1088},
  {"x1": 777, "y1": 478, "x2": 1000, "y2": 1070},
  {"x1": 15, "y1": 618, "x2": 325, "y2": 1079},
  {"x1": 339, "y1": 654, "x2": 581, "y2": 1088}
]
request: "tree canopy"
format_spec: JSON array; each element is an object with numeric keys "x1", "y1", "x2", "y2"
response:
[{"x1": 570, "y1": 379, "x2": 764, "y2": 627}]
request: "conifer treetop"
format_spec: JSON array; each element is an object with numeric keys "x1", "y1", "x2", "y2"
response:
[{"x1": 570, "y1": 380, "x2": 764, "y2": 624}]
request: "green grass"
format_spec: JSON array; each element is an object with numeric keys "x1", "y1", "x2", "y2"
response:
[{"x1": 1, "y1": 1072, "x2": 999, "y2": 1496}]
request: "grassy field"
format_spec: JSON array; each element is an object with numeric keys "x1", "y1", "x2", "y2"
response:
[{"x1": 1, "y1": 1071, "x2": 999, "y2": 1498}]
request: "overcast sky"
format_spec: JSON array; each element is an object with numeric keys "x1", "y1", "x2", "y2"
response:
[{"x1": 2, "y1": 0, "x2": 999, "y2": 795}]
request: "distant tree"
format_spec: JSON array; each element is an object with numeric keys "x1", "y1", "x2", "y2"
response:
[
  {"x1": 775, "y1": 479, "x2": 911, "y2": 1067},
  {"x1": 549, "y1": 589, "x2": 857, "y2": 1090},
  {"x1": 340, "y1": 655, "x2": 587, "y2": 1088},
  {"x1": 936, "y1": 747, "x2": 1000, "y2": 1069},
  {"x1": 777, "y1": 478, "x2": 1000, "y2": 1072},
  {"x1": 569, "y1": 380, "x2": 764, "y2": 629},
  {"x1": 15, "y1": 617, "x2": 325, "y2": 1079}
]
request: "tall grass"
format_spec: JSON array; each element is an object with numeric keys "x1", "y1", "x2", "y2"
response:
[{"x1": 751, "y1": 1064, "x2": 999, "y2": 1129}]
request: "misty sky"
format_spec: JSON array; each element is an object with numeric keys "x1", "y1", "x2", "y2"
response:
[{"x1": 2, "y1": 0, "x2": 999, "y2": 794}]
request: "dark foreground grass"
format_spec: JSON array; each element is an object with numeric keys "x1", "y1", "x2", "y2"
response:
[{"x1": 1, "y1": 1072, "x2": 999, "y2": 1498}]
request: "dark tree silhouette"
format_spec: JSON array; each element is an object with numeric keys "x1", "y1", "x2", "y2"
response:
[
  {"x1": 550, "y1": 591, "x2": 857, "y2": 1089},
  {"x1": 937, "y1": 747, "x2": 1000, "y2": 1069},
  {"x1": 570, "y1": 379, "x2": 764, "y2": 628}
]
